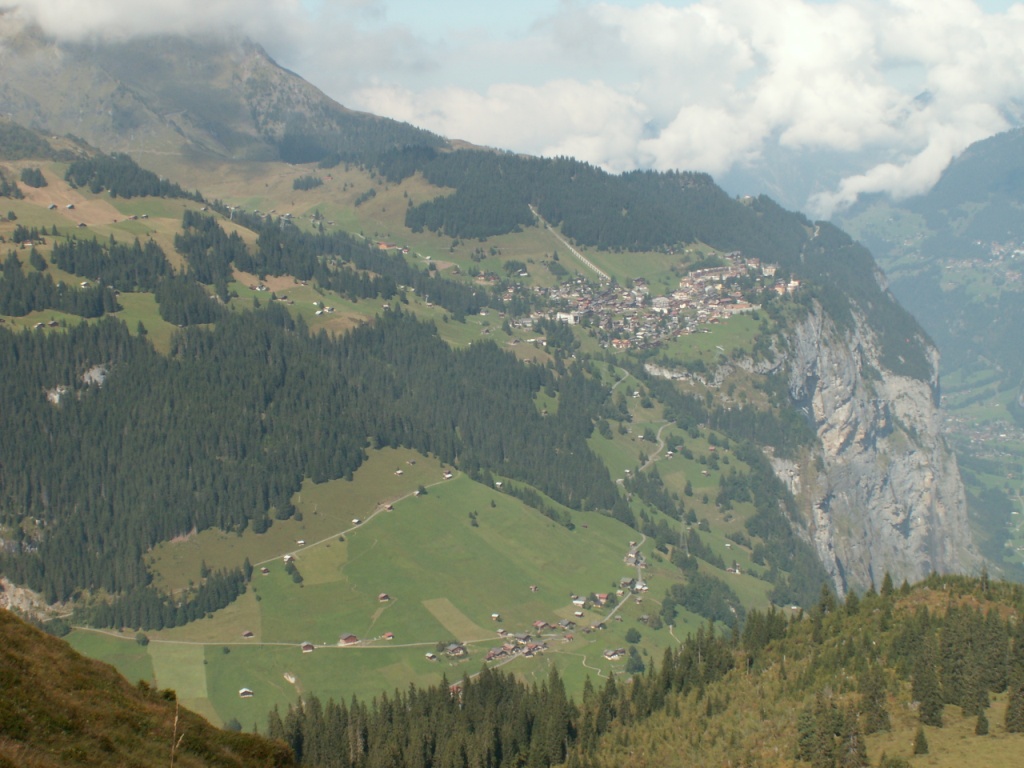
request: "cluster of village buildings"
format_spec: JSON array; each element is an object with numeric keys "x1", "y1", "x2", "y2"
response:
[{"x1": 505, "y1": 252, "x2": 799, "y2": 351}]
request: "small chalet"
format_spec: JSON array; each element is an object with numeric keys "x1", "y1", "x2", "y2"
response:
[
  {"x1": 300, "y1": 642, "x2": 315, "y2": 653},
  {"x1": 242, "y1": 630, "x2": 254, "y2": 639},
  {"x1": 260, "y1": 567, "x2": 270, "y2": 575},
  {"x1": 596, "y1": 593, "x2": 610, "y2": 605},
  {"x1": 603, "y1": 648, "x2": 626, "y2": 661},
  {"x1": 490, "y1": 613, "x2": 501, "y2": 621},
  {"x1": 445, "y1": 643, "x2": 467, "y2": 658},
  {"x1": 239, "y1": 688, "x2": 254, "y2": 698},
  {"x1": 532, "y1": 620, "x2": 549, "y2": 631},
  {"x1": 425, "y1": 652, "x2": 438, "y2": 661},
  {"x1": 383, "y1": 632, "x2": 394, "y2": 640},
  {"x1": 378, "y1": 593, "x2": 390, "y2": 602},
  {"x1": 339, "y1": 634, "x2": 359, "y2": 646}
]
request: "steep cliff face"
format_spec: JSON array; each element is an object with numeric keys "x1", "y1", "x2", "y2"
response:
[{"x1": 782, "y1": 301, "x2": 979, "y2": 593}]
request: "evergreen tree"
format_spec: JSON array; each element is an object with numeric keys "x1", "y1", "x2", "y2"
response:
[
  {"x1": 859, "y1": 664, "x2": 891, "y2": 734},
  {"x1": 975, "y1": 710, "x2": 989, "y2": 736},
  {"x1": 912, "y1": 638, "x2": 943, "y2": 727},
  {"x1": 836, "y1": 706, "x2": 868, "y2": 768},
  {"x1": 1007, "y1": 685, "x2": 1024, "y2": 733},
  {"x1": 912, "y1": 727, "x2": 928, "y2": 755}
]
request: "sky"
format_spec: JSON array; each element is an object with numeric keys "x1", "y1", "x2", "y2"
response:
[{"x1": 10, "y1": 0, "x2": 1024, "y2": 215}]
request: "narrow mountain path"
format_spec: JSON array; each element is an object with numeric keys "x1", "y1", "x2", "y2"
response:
[
  {"x1": 639, "y1": 422, "x2": 671, "y2": 472},
  {"x1": 254, "y1": 475, "x2": 451, "y2": 567}
]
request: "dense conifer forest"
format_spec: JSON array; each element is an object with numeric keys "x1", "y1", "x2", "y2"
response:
[
  {"x1": 0, "y1": 308, "x2": 619, "y2": 609},
  {"x1": 64, "y1": 152, "x2": 203, "y2": 200},
  {"x1": 0, "y1": 250, "x2": 119, "y2": 317},
  {"x1": 52, "y1": 236, "x2": 172, "y2": 292}
]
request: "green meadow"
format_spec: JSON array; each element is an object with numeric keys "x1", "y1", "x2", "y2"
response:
[{"x1": 102, "y1": 443, "x2": 697, "y2": 725}]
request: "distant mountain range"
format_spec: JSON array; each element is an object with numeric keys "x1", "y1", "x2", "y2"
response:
[{"x1": 837, "y1": 128, "x2": 1024, "y2": 401}]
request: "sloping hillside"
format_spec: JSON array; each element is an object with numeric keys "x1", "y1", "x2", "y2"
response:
[{"x1": 0, "y1": 606, "x2": 293, "y2": 767}]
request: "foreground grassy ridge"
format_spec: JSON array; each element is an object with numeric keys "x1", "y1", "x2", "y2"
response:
[{"x1": 0, "y1": 609, "x2": 293, "y2": 767}]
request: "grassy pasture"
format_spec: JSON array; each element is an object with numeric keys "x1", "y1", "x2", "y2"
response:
[
  {"x1": 582, "y1": 248, "x2": 683, "y2": 291},
  {"x1": 206, "y1": 643, "x2": 444, "y2": 728},
  {"x1": 132, "y1": 468, "x2": 669, "y2": 723},
  {"x1": 66, "y1": 629, "x2": 156, "y2": 686},
  {"x1": 146, "y1": 447, "x2": 444, "y2": 593},
  {"x1": 659, "y1": 313, "x2": 762, "y2": 366},
  {"x1": 113, "y1": 292, "x2": 178, "y2": 353}
]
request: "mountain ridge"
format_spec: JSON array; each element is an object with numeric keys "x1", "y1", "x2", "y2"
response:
[{"x1": 0, "y1": 19, "x2": 446, "y2": 164}]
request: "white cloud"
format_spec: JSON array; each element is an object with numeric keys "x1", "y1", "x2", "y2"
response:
[
  {"x1": 10, "y1": 0, "x2": 1024, "y2": 214},
  {"x1": 345, "y1": 1, "x2": 1024, "y2": 214},
  {"x1": 12, "y1": 0, "x2": 307, "y2": 44}
]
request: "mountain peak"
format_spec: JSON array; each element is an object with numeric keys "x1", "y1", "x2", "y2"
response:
[{"x1": 0, "y1": 27, "x2": 444, "y2": 164}]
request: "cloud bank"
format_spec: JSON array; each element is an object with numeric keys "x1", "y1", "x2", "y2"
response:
[{"x1": 12, "y1": 1, "x2": 1024, "y2": 215}]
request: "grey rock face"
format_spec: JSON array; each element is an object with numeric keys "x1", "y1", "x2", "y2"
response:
[{"x1": 784, "y1": 302, "x2": 979, "y2": 594}]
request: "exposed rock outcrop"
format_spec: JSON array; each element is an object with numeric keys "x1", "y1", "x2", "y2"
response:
[{"x1": 783, "y1": 301, "x2": 979, "y2": 594}]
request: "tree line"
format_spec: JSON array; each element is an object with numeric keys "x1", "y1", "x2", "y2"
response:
[
  {"x1": 64, "y1": 152, "x2": 202, "y2": 200},
  {"x1": 0, "y1": 250, "x2": 119, "y2": 317}
]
